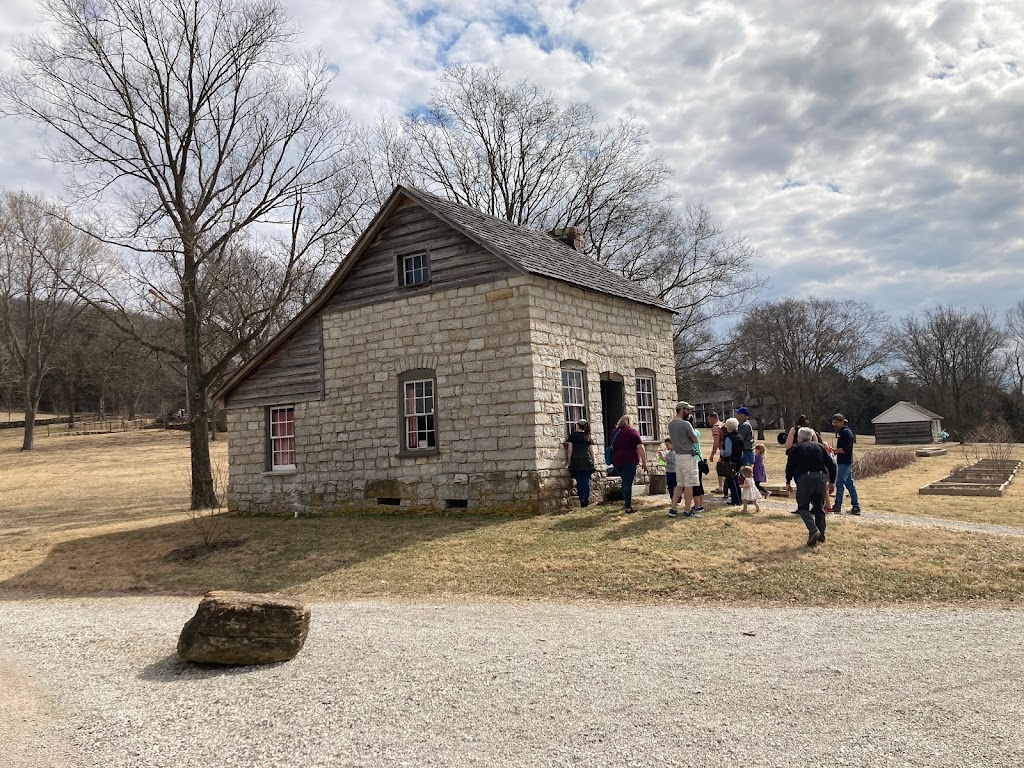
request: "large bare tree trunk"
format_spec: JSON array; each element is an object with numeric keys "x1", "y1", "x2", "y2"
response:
[
  {"x1": 21, "y1": 396, "x2": 36, "y2": 451},
  {"x1": 184, "y1": 248, "x2": 216, "y2": 510}
]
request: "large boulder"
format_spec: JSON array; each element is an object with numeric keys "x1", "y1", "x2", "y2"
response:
[{"x1": 177, "y1": 591, "x2": 310, "y2": 665}]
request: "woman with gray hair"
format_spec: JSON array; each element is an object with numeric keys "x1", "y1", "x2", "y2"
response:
[
  {"x1": 784, "y1": 427, "x2": 838, "y2": 546},
  {"x1": 718, "y1": 417, "x2": 744, "y2": 505}
]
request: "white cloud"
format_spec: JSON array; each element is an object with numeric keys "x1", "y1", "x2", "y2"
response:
[{"x1": 1, "y1": 0, "x2": 1021, "y2": 323}]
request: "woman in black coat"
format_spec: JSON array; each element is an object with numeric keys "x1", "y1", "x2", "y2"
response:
[{"x1": 721, "y1": 418, "x2": 744, "y2": 505}]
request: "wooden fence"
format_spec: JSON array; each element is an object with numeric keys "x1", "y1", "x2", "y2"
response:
[{"x1": 54, "y1": 418, "x2": 151, "y2": 437}]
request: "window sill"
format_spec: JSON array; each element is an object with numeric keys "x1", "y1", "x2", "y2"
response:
[
  {"x1": 396, "y1": 449, "x2": 440, "y2": 459},
  {"x1": 263, "y1": 468, "x2": 298, "y2": 477}
]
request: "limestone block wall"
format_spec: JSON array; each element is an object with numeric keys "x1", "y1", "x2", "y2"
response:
[
  {"x1": 524, "y1": 275, "x2": 677, "y2": 499},
  {"x1": 226, "y1": 275, "x2": 547, "y2": 515}
]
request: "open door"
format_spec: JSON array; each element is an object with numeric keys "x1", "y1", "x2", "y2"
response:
[{"x1": 600, "y1": 373, "x2": 625, "y2": 452}]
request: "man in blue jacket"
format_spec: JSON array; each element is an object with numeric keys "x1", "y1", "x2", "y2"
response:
[{"x1": 832, "y1": 413, "x2": 861, "y2": 515}]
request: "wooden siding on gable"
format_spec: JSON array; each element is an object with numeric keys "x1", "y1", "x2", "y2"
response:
[
  {"x1": 326, "y1": 199, "x2": 518, "y2": 312},
  {"x1": 874, "y1": 422, "x2": 935, "y2": 444},
  {"x1": 225, "y1": 315, "x2": 324, "y2": 409}
]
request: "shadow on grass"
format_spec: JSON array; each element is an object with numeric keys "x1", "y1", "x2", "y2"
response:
[
  {"x1": 548, "y1": 510, "x2": 616, "y2": 532},
  {"x1": 601, "y1": 512, "x2": 671, "y2": 541},
  {"x1": 0, "y1": 511, "x2": 513, "y2": 598}
]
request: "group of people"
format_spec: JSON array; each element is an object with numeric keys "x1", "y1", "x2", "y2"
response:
[{"x1": 564, "y1": 402, "x2": 862, "y2": 548}]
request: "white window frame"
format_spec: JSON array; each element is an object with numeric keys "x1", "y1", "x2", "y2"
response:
[
  {"x1": 636, "y1": 375, "x2": 656, "y2": 440},
  {"x1": 269, "y1": 406, "x2": 296, "y2": 471},
  {"x1": 400, "y1": 251, "x2": 429, "y2": 286},
  {"x1": 403, "y1": 377, "x2": 436, "y2": 451},
  {"x1": 561, "y1": 367, "x2": 587, "y2": 437}
]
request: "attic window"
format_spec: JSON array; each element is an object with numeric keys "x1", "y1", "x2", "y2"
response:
[{"x1": 399, "y1": 251, "x2": 429, "y2": 287}]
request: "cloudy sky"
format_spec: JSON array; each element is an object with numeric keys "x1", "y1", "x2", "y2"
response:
[{"x1": 1, "y1": 0, "x2": 1022, "y2": 323}]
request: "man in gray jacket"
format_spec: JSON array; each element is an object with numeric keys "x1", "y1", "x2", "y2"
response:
[{"x1": 668, "y1": 401, "x2": 700, "y2": 518}]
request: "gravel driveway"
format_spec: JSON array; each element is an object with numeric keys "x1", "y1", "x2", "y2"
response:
[{"x1": 3, "y1": 598, "x2": 1022, "y2": 767}]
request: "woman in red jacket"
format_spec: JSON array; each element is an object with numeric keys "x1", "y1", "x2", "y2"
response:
[{"x1": 608, "y1": 414, "x2": 647, "y2": 514}]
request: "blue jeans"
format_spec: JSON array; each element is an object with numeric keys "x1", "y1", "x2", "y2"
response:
[
  {"x1": 741, "y1": 449, "x2": 755, "y2": 466},
  {"x1": 570, "y1": 470, "x2": 592, "y2": 507},
  {"x1": 835, "y1": 463, "x2": 859, "y2": 510},
  {"x1": 616, "y1": 464, "x2": 638, "y2": 510},
  {"x1": 727, "y1": 465, "x2": 742, "y2": 504}
]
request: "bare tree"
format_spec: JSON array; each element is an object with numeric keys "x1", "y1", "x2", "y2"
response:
[
  {"x1": 1007, "y1": 300, "x2": 1024, "y2": 398},
  {"x1": 618, "y1": 202, "x2": 765, "y2": 388},
  {"x1": 729, "y1": 298, "x2": 891, "y2": 427},
  {"x1": 0, "y1": 191, "x2": 98, "y2": 449},
  {"x1": 3, "y1": 0, "x2": 369, "y2": 506},
  {"x1": 892, "y1": 307, "x2": 1006, "y2": 435},
  {"x1": 367, "y1": 65, "x2": 761, "y2": 375}
]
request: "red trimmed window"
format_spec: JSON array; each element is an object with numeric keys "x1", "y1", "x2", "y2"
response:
[
  {"x1": 403, "y1": 379, "x2": 436, "y2": 450},
  {"x1": 269, "y1": 406, "x2": 296, "y2": 470}
]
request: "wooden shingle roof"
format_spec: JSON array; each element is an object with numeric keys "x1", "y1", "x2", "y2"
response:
[
  {"x1": 215, "y1": 185, "x2": 670, "y2": 402},
  {"x1": 404, "y1": 186, "x2": 671, "y2": 311}
]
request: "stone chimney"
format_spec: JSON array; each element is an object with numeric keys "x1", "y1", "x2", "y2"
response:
[{"x1": 548, "y1": 226, "x2": 585, "y2": 251}]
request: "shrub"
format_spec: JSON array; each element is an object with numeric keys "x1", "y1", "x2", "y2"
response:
[
  {"x1": 963, "y1": 422, "x2": 1018, "y2": 462},
  {"x1": 853, "y1": 449, "x2": 917, "y2": 480}
]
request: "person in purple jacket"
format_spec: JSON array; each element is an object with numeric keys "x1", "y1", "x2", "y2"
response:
[
  {"x1": 609, "y1": 414, "x2": 647, "y2": 514},
  {"x1": 753, "y1": 443, "x2": 771, "y2": 498}
]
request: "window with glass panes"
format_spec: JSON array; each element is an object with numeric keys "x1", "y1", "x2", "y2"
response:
[
  {"x1": 401, "y1": 252, "x2": 429, "y2": 286},
  {"x1": 636, "y1": 375, "x2": 656, "y2": 440},
  {"x1": 269, "y1": 406, "x2": 296, "y2": 470},
  {"x1": 403, "y1": 378, "x2": 436, "y2": 450},
  {"x1": 561, "y1": 368, "x2": 586, "y2": 437}
]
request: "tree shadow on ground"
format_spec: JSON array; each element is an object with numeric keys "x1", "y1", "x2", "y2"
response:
[
  {"x1": 0, "y1": 511, "x2": 513, "y2": 598},
  {"x1": 600, "y1": 513, "x2": 671, "y2": 541},
  {"x1": 548, "y1": 509, "x2": 616, "y2": 532},
  {"x1": 735, "y1": 540, "x2": 814, "y2": 566}
]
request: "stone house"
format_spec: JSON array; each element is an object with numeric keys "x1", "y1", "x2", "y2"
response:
[{"x1": 215, "y1": 185, "x2": 676, "y2": 514}]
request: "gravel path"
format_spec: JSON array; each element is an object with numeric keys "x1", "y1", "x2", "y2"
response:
[{"x1": 3, "y1": 598, "x2": 1023, "y2": 767}]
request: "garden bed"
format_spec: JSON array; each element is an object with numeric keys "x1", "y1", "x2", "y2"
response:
[{"x1": 919, "y1": 459, "x2": 1021, "y2": 497}]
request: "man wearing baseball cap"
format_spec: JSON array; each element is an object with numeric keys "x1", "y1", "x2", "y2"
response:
[
  {"x1": 831, "y1": 413, "x2": 861, "y2": 515},
  {"x1": 668, "y1": 401, "x2": 701, "y2": 518},
  {"x1": 735, "y1": 406, "x2": 755, "y2": 466}
]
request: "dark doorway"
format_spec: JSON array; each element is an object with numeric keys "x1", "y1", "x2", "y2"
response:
[{"x1": 600, "y1": 375, "x2": 625, "y2": 450}]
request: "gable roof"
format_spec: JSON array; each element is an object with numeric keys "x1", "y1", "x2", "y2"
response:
[
  {"x1": 402, "y1": 186, "x2": 670, "y2": 311},
  {"x1": 871, "y1": 400, "x2": 943, "y2": 424},
  {"x1": 215, "y1": 185, "x2": 670, "y2": 403}
]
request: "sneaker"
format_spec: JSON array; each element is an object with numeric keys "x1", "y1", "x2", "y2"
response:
[
  {"x1": 668, "y1": 508, "x2": 678, "y2": 518},
  {"x1": 807, "y1": 531, "x2": 820, "y2": 547},
  {"x1": 833, "y1": 508, "x2": 844, "y2": 515},
  {"x1": 850, "y1": 507, "x2": 862, "y2": 516},
  {"x1": 693, "y1": 506, "x2": 704, "y2": 513},
  {"x1": 683, "y1": 510, "x2": 702, "y2": 518},
  {"x1": 624, "y1": 507, "x2": 636, "y2": 514},
  {"x1": 817, "y1": 532, "x2": 826, "y2": 544}
]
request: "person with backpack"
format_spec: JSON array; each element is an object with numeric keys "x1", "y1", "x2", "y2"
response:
[{"x1": 719, "y1": 417, "x2": 744, "y2": 506}]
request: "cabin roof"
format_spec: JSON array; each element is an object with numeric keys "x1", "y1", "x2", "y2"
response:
[{"x1": 215, "y1": 185, "x2": 670, "y2": 402}]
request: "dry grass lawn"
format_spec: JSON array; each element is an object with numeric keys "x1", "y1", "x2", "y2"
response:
[
  {"x1": 2, "y1": 428, "x2": 1023, "y2": 605},
  {"x1": 754, "y1": 431, "x2": 1024, "y2": 527}
]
